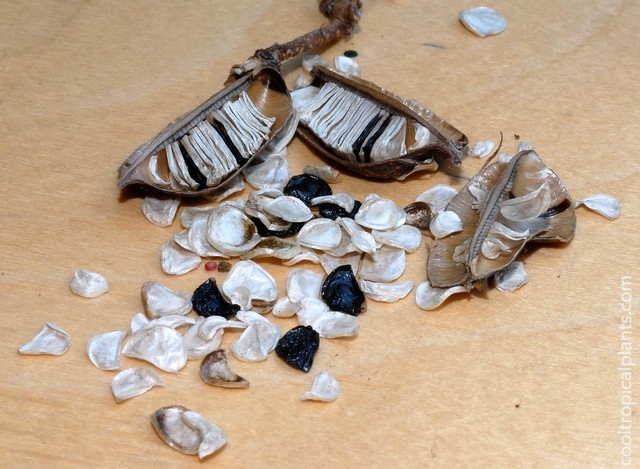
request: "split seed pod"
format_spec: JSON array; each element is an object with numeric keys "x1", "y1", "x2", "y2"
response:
[
  {"x1": 427, "y1": 149, "x2": 576, "y2": 290},
  {"x1": 293, "y1": 65, "x2": 467, "y2": 179},
  {"x1": 117, "y1": 0, "x2": 363, "y2": 196}
]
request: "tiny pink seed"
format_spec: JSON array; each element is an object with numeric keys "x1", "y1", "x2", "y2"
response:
[{"x1": 204, "y1": 261, "x2": 218, "y2": 271}]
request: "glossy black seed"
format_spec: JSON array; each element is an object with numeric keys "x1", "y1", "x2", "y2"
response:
[
  {"x1": 283, "y1": 174, "x2": 332, "y2": 206},
  {"x1": 318, "y1": 200, "x2": 362, "y2": 220},
  {"x1": 344, "y1": 49, "x2": 358, "y2": 58},
  {"x1": 249, "y1": 216, "x2": 304, "y2": 238},
  {"x1": 321, "y1": 265, "x2": 366, "y2": 316},
  {"x1": 192, "y1": 278, "x2": 240, "y2": 319},
  {"x1": 275, "y1": 325, "x2": 320, "y2": 373}
]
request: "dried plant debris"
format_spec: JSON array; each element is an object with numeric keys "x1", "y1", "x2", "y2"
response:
[
  {"x1": 18, "y1": 322, "x2": 70, "y2": 355},
  {"x1": 122, "y1": 325, "x2": 188, "y2": 373},
  {"x1": 87, "y1": 330, "x2": 127, "y2": 370},
  {"x1": 574, "y1": 194, "x2": 621, "y2": 220},
  {"x1": 275, "y1": 325, "x2": 320, "y2": 372},
  {"x1": 321, "y1": 265, "x2": 366, "y2": 316},
  {"x1": 142, "y1": 281, "x2": 192, "y2": 318},
  {"x1": 192, "y1": 278, "x2": 241, "y2": 319},
  {"x1": 111, "y1": 367, "x2": 165, "y2": 403},
  {"x1": 459, "y1": 7, "x2": 507, "y2": 37},
  {"x1": 70, "y1": 269, "x2": 109, "y2": 298},
  {"x1": 292, "y1": 63, "x2": 467, "y2": 180},
  {"x1": 301, "y1": 371, "x2": 340, "y2": 402},
  {"x1": 151, "y1": 406, "x2": 226, "y2": 459},
  {"x1": 118, "y1": 0, "x2": 362, "y2": 197},
  {"x1": 142, "y1": 195, "x2": 181, "y2": 227},
  {"x1": 424, "y1": 149, "x2": 576, "y2": 306},
  {"x1": 200, "y1": 349, "x2": 249, "y2": 388}
]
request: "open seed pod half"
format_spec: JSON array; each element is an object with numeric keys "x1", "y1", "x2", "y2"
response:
[
  {"x1": 427, "y1": 149, "x2": 576, "y2": 290},
  {"x1": 117, "y1": 58, "x2": 293, "y2": 197},
  {"x1": 292, "y1": 65, "x2": 468, "y2": 180},
  {"x1": 117, "y1": 0, "x2": 362, "y2": 196}
]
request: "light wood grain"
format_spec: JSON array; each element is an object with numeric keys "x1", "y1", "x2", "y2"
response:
[{"x1": 1, "y1": 1, "x2": 638, "y2": 467}]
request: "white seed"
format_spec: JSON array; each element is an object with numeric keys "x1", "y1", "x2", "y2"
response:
[
  {"x1": 188, "y1": 217, "x2": 227, "y2": 258},
  {"x1": 333, "y1": 55, "x2": 361, "y2": 76},
  {"x1": 141, "y1": 281, "x2": 192, "y2": 318},
  {"x1": 183, "y1": 317, "x2": 225, "y2": 360},
  {"x1": 18, "y1": 322, "x2": 70, "y2": 355},
  {"x1": 243, "y1": 152, "x2": 290, "y2": 191},
  {"x1": 296, "y1": 218, "x2": 342, "y2": 251},
  {"x1": 222, "y1": 260, "x2": 278, "y2": 305},
  {"x1": 70, "y1": 269, "x2": 109, "y2": 298},
  {"x1": 465, "y1": 140, "x2": 495, "y2": 158},
  {"x1": 198, "y1": 316, "x2": 246, "y2": 341},
  {"x1": 86, "y1": 330, "x2": 127, "y2": 370},
  {"x1": 122, "y1": 325, "x2": 187, "y2": 373},
  {"x1": 574, "y1": 194, "x2": 621, "y2": 220},
  {"x1": 308, "y1": 310, "x2": 359, "y2": 338},
  {"x1": 302, "y1": 54, "x2": 329, "y2": 72},
  {"x1": 181, "y1": 410, "x2": 227, "y2": 459},
  {"x1": 230, "y1": 317, "x2": 281, "y2": 362},
  {"x1": 180, "y1": 206, "x2": 215, "y2": 229},
  {"x1": 500, "y1": 182, "x2": 551, "y2": 221},
  {"x1": 241, "y1": 237, "x2": 302, "y2": 261},
  {"x1": 130, "y1": 312, "x2": 150, "y2": 333},
  {"x1": 282, "y1": 248, "x2": 321, "y2": 266},
  {"x1": 111, "y1": 367, "x2": 164, "y2": 403},
  {"x1": 301, "y1": 371, "x2": 340, "y2": 402},
  {"x1": 459, "y1": 6, "x2": 507, "y2": 37},
  {"x1": 229, "y1": 285, "x2": 253, "y2": 311},
  {"x1": 272, "y1": 296, "x2": 300, "y2": 318},
  {"x1": 355, "y1": 196, "x2": 399, "y2": 230},
  {"x1": 415, "y1": 184, "x2": 458, "y2": 213},
  {"x1": 371, "y1": 225, "x2": 422, "y2": 253},
  {"x1": 161, "y1": 240, "x2": 201, "y2": 275},
  {"x1": 263, "y1": 196, "x2": 313, "y2": 222},
  {"x1": 200, "y1": 349, "x2": 249, "y2": 389},
  {"x1": 149, "y1": 315, "x2": 196, "y2": 330},
  {"x1": 429, "y1": 211, "x2": 463, "y2": 238},
  {"x1": 205, "y1": 205, "x2": 261, "y2": 256},
  {"x1": 142, "y1": 195, "x2": 181, "y2": 227},
  {"x1": 494, "y1": 261, "x2": 529, "y2": 293},
  {"x1": 303, "y1": 164, "x2": 342, "y2": 183},
  {"x1": 311, "y1": 192, "x2": 355, "y2": 212},
  {"x1": 296, "y1": 297, "x2": 330, "y2": 326},
  {"x1": 286, "y1": 268, "x2": 324, "y2": 303},
  {"x1": 359, "y1": 246, "x2": 406, "y2": 283},
  {"x1": 337, "y1": 217, "x2": 377, "y2": 254},
  {"x1": 358, "y1": 279, "x2": 414, "y2": 303},
  {"x1": 319, "y1": 252, "x2": 361, "y2": 276},
  {"x1": 208, "y1": 173, "x2": 245, "y2": 203},
  {"x1": 518, "y1": 141, "x2": 534, "y2": 152},
  {"x1": 415, "y1": 282, "x2": 468, "y2": 310}
]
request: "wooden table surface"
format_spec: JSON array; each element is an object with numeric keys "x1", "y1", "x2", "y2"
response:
[{"x1": 1, "y1": 1, "x2": 638, "y2": 467}]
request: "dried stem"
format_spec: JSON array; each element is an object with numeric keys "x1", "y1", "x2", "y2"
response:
[{"x1": 260, "y1": 0, "x2": 363, "y2": 64}]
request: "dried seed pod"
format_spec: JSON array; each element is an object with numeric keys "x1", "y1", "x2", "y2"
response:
[
  {"x1": 292, "y1": 65, "x2": 467, "y2": 179},
  {"x1": 118, "y1": 0, "x2": 363, "y2": 196},
  {"x1": 200, "y1": 350, "x2": 249, "y2": 388},
  {"x1": 427, "y1": 149, "x2": 576, "y2": 291}
]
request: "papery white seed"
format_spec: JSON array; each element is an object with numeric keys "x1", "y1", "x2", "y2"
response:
[
  {"x1": 302, "y1": 54, "x2": 329, "y2": 72},
  {"x1": 333, "y1": 55, "x2": 361, "y2": 76},
  {"x1": 574, "y1": 194, "x2": 621, "y2": 220},
  {"x1": 70, "y1": 269, "x2": 109, "y2": 298},
  {"x1": 182, "y1": 317, "x2": 224, "y2": 360},
  {"x1": 188, "y1": 217, "x2": 228, "y2": 258},
  {"x1": 198, "y1": 316, "x2": 246, "y2": 341},
  {"x1": 518, "y1": 141, "x2": 534, "y2": 152},
  {"x1": 498, "y1": 152, "x2": 513, "y2": 163},
  {"x1": 181, "y1": 411, "x2": 227, "y2": 459},
  {"x1": 111, "y1": 367, "x2": 164, "y2": 403},
  {"x1": 282, "y1": 248, "x2": 322, "y2": 266},
  {"x1": 161, "y1": 240, "x2": 201, "y2": 275},
  {"x1": 205, "y1": 205, "x2": 261, "y2": 256},
  {"x1": 263, "y1": 196, "x2": 313, "y2": 222},
  {"x1": 303, "y1": 165, "x2": 342, "y2": 183},
  {"x1": 500, "y1": 182, "x2": 551, "y2": 221},
  {"x1": 297, "y1": 297, "x2": 330, "y2": 326},
  {"x1": 371, "y1": 225, "x2": 422, "y2": 253},
  {"x1": 86, "y1": 330, "x2": 127, "y2": 370},
  {"x1": 465, "y1": 140, "x2": 495, "y2": 158},
  {"x1": 229, "y1": 286, "x2": 253, "y2": 311},
  {"x1": 172, "y1": 230, "x2": 194, "y2": 252},
  {"x1": 415, "y1": 282, "x2": 468, "y2": 310},
  {"x1": 359, "y1": 246, "x2": 406, "y2": 283},
  {"x1": 296, "y1": 218, "x2": 342, "y2": 250},
  {"x1": 131, "y1": 312, "x2": 150, "y2": 333},
  {"x1": 355, "y1": 196, "x2": 399, "y2": 230},
  {"x1": 358, "y1": 279, "x2": 414, "y2": 302},
  {"x1": 240, "y1": 237, "x2": 302, "y2": 261},
  {"x1": 319, "y1": 252, "x2": 362, "y2": 276},
  {"x1": 243, "y1": 153, "x2": 290, "y2": 191},
  {"x1": 429, "y1": 211, "x2": 463, "y2": 238},
  {"x1": 337, "y1": 218, "x2": 377, "y2": 254},
  {"x1": 311, "y1": 192, "x2": 355, "y2": 212},
  {"x1": 323, "y1": 226, "x2": 358, "y2": 257},
  {"x1": 122, "y1": 325, "x2": 187, "y2": 373},
  {"x1": 180, "y1": 206, "x2": 215, "y2": 229},
  {"x1": 494, "y1": 261, "x2": 529, "y2": 293},
  {"x1": 301, "y1": 371, "x2": 340, "y2": 402},
  {"x1": 291, "y1": 86, "x2": 321, "y2": 112},
  {"x1": 415, "y1": 184, "x2": 458, "y2": 213},
  {"x1": 149, "y1": 315, "x2": 196, "y2": 330},
  {"x1": 141, "y1": 281, "x2": 192, "y2": 318},
  {"x1": 18, "y1": 322, "x2": 70, "y2": 355},
  {"x1": 309, "y1": 311, "x2": 359, "y2": 338},
  {"x1": 222, "y1": 260, "x2": 278, "y2": 304},
  {"x1": 459, "y1": 6, "x2": 507, "y2": 37},
  {"x1": 286, "y1": 268, "x2": 324, "y2": 303},
  {"x1": 272, "y1": 296, "x2": 301, "y2": 318},
  {"x1": 200, "y1": 349, "x2": 249, "y2": 389},
  {"x1": 208, "y1": 174, "x2": 246, "y2": 203},
  {"x1": 142, "y1": 195, "x2": 181, "y2": 227},
  {"x1": 294, "y1": 73, "x2": 312, "y2": 89},
  {"x1": 230, "y1": 322, "x2": 281, "y2": 362}
]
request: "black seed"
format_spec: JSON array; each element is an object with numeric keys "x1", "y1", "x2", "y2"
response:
[
  {"x1": 275, "y1": 325, "x2": 320, "y2": 372},
  {"x1": 344, "y1": 49, "x2": 358, "y2": 58},
  {"x1": 321, "y1": 265, "x2": 366, "y2": 316},
  {"x1": 283, "y1": 174, "x2": 332, "y2": 206},
  {"x1": 249, "y1": 216, "x2": 304, "y2": 238},
  {"x1": 192, "y1": 277, "x2": 240, "y2": 319},
  {"x1": 318, "y1": 200, "x2": 362, "y2": 220},
  {"x1": 178, "y1": 141, "x2": 208, "y2": 190}
]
